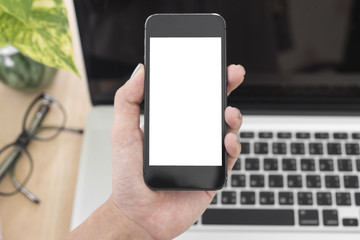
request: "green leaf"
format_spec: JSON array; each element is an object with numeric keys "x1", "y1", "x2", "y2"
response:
[
  {"x1": 0, "y1": 0, "x2": 33, "y2": 23},
  {"x1": 0, "y1": 0, "x2": 79, "y2": 76}
]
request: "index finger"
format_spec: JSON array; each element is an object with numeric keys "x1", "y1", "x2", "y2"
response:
[{"x1": 227, "y1": 64, "x2": 246, "y2": 96}]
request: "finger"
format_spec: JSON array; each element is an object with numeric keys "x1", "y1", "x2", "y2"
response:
[
  {"x1": 227, "y1": 64, "x2": 246, "y2": 96},
  {"x1": 113, "y1": 64, "x2": 144, "y2": 132},
  {"x1": 225, "y1": 106, "x2": 242, "y2": 135},
  {"x1": 224, "y1": 132, "x2": 241, "y2": 173}
]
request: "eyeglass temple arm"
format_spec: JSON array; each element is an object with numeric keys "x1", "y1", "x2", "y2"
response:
[
  {"x1": 0, "y1": 100, "x2": 50, "y2": 180},
  {"x1": 27, "y1": 99, "x2": 51, "y2": 135},
  {"x1": 10, "y1": 171, "x2": 40, "y2": 203}
]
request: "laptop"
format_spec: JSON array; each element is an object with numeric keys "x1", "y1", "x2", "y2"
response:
[{"x1": 70, "y1": 0, "x2": 360, "y2": 239}]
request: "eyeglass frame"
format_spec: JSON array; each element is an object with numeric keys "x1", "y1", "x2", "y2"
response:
[{"x1": 0, "y1": 93, "x2": 83, "y2": 203}]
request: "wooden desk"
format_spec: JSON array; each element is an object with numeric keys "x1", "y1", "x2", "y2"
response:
[{"x1": 0, "y1": 0, "x2": 91, "y2": 239}]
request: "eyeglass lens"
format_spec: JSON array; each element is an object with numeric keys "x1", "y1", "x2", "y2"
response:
[{"x1": 0, "y1": 143, "x2": 32, "y2": 196}]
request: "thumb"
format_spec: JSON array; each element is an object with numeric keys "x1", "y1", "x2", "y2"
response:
[{"x1": 113, "y1": 63, "x2": 144, "y2": 132}]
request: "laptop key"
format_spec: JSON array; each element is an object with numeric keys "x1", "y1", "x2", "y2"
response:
[
  {"x1": 338, "y1": 159, "x2": 352, "y2": 171},
  {"x1": 202, "y1": 209, "x2": 295, "y2": 226},
  {"x1": 264, "y1": 158, "x2": 278, "y2": 171},
  {"x1": 245, "y1": 158, "x2": 259, "y2": 170},
  {"x1": 301, "y1": 158, "x2": 315, "y2": 171},
  {"x1": 296, "y1": 132, "x2": 310, "y2": 139},
  {"x1": 291, "y1": 143, "x2": 305, "y2": 154},
  {"x1": 352, "y1": 133, "x2": 360, "y2": 139},
  {"x1": 343, "y1": 218, "x2": 359, "y2": 226},
  {"x1": 279, "y1": 192, "x2": 294, "y2": 205},
  {"x1": 315, "y1": 132, "x2": 329, "y2": 139},
  {"x1": 334, "y1": 132, "x2": 348, "y2": 139},
  {"x1": 319, "y1": 159, "x2": 334, "y2": 171},
  {"x1": 269, "y1": 175, "x2": 283, "y2": 188},
  {"x1": 240, "y1": 142, "x2": 250, "y2": 154},
  {"x1": 240, "y1": 191, "x2": 255, "y2": 205},
  {"x1": 283, "y1": 158, "x2": 297, "y2": 171},
  {"x1": 327, "y1": 143, "x2": 341, "y2": 155},
  {"x1": 260, "y1": 192, "x2": 275, "y2": 205},
  {"x1": 306, "y1": 175, "x2": 321, "y2": 188},
  {"x1": 231, "y1": 174, "x2": 246, "y2": 187},
  {"x1": 259, "y1": 132, "x2": 273, "y2": 139},
  {"x1": 254, "y1": 142, "x2": 268, "y2": 154},
  {"x1": 345, "y1": 143, "x2": 359, "y2": 155},
  {"x1": 323, "y1": 210, "x2": 339, "y2": 226},
  {"x1": 299, "y1": 210, "x2": 319, "y2": 226},
  {"x1": 336, "y1": 192, "x2": 351, "y2": 206},
  {"x1": 272, "y1": 142, "x2": 287, "y2": 155},
  {"x1": 357, "y1": 159, "x2": 360, "y2": 171},
  {"x1": 344, "y1": 175, "x2": 359, "y2": 188},
  {"x1": 221, "y1": 191, "x2": 236, "y2": 205},
  {"x1": 250, "y1": 175, "x2": 264, "y2": 187},
  {"x1": 277, "y1": 132, "x2": 291, "y2": 139},
  {"x1": 355, "y1": 193, "x2": 360, "y2": 206},
  {"x1": 298, "y1": 192, "x2": 313, "y2": 205},
  {"x1": 240, "y1": 132, "x2": 254, "y2": 138},
  {"x1": 325, "y1": 175, "x2": 340, "y2": 188},
  {"x1": 288, "y1": 175, "x2": 302, "y2": 188},
  {"x1": 317, "y1": 192, "x2": 332, "y2": 206},
  {"x1": 232, "y1": 158, "x2": 241, "y2": 171},
  {"x1": 210, "y1": 194, "x2": 217, "y2": 204},
  {"x1": 309, "y1": 143, "x2": 323, "y2": 155}
]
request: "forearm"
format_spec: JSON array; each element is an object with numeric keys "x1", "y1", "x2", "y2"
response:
[{"x1": 65, "y1": 198, "x2": 153, "y2": 240}]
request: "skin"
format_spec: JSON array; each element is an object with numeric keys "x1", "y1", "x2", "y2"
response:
[{"x1": 66, "y1": 64, "x2": 245, "y2": 240}]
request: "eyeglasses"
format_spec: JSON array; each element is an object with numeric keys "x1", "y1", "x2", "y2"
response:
[{"x1": 0, "y1": 93, "x2": 83, "y2": 203}]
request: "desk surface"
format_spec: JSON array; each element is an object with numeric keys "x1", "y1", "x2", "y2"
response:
[{"x1": 0, "y1": 0, "x2": 92, "y2": 239}]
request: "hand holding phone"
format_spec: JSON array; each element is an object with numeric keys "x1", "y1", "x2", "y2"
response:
[
  {"x1": 68, "y1": 63, "x2": 245, "y2": 239},
  {"x1": 66, "y1": 13, "x2": 245, "y2": 240}
]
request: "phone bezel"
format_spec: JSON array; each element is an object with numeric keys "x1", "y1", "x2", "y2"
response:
[{"x1": 144, "y1": 14, "x2": 227, "y2": 190}]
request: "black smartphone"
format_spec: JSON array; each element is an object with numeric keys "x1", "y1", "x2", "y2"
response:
[{"x1": 144, "y1": 14, "x2": 227, "y2": 190}]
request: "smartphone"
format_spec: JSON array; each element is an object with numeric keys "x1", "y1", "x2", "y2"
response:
[{"x1": 144, "y1": 14, "x2": 227, "y2": 190}]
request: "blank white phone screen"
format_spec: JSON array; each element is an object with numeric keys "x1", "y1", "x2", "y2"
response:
[{"x1": 149, "y1": 37, "x2": 222, "y2": 166}]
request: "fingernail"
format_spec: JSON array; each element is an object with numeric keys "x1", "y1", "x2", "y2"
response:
[
  {"x1": 236, "y1": 64, "x2": 246, "y2": 75},
  {"x1": 130, "y1": 63, "x2": 142, "y2": 78},
  {"x1": 238, "y1": 109, "x2": 242, "y2": 119}
]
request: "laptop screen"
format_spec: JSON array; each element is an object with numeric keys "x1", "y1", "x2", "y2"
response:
[{"x1": 74, "y1": 0, "x2": 360, "y2": 114}]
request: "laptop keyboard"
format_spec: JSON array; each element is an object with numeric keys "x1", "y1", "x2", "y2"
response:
[{"x1": 199, "y1": 131, "x2": 360, "y2": 228}]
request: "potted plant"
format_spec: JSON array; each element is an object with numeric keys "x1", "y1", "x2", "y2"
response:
[{"x1": 0, "y1": 0, "x2": 79, "y2": 92}]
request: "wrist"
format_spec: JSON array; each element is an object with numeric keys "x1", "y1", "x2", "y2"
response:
[
  {"x1": 103, "y1": 198, "x2": 153, "y2": 240},
  {"x1": 66, "y1": 198, "x2": 153, "y2": 240}
]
